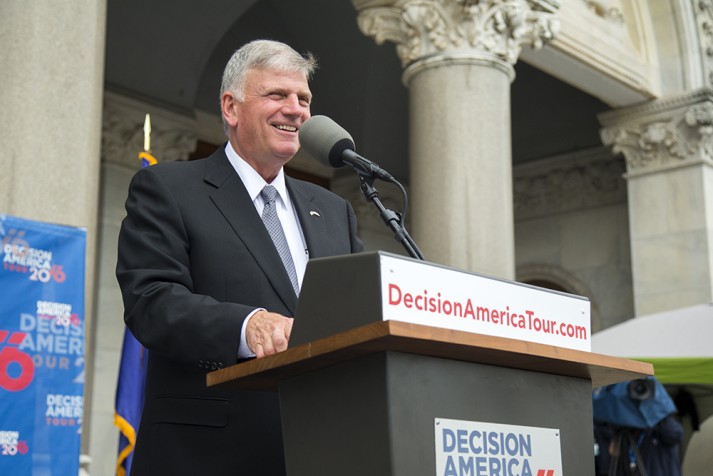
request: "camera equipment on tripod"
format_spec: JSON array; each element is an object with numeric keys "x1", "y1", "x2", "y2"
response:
[{"x1": 628, "y1": 379, "x2": 656, "y2": 400}]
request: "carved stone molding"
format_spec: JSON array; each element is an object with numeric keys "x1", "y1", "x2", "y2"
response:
[
  {"x1": 513, "y1": 147, "x2": 626, "y2": 220},
  {"x1": 582, "y1": 0, "x2": 624, "y2": 24},
  {"x1": 695, "y1": 0, "x2": 713, "y2": 86},
  {"x1": 599, "y1": 88, "x2": 713, "y2": 174},
  {"x1": 102, "y1": 91, "x2": 197, "y2": 170},
  {"x1": 352, "y1": 0, "x2": 560, "y2": 68}
]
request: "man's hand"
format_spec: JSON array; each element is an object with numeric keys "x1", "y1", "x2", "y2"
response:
[{"x1": 246, "y1": 310, "x2": 294, "y2": 358}]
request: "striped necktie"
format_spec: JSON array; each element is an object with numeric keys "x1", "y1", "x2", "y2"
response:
[{"x1": 260, "y1": 185, "x2": 299, "y2": 295}]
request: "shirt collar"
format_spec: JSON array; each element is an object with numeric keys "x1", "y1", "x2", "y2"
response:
[{"x1": 224, "y1": 142, "x2": 289, "y2": 205}]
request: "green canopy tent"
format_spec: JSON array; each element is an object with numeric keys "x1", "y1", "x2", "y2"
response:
[{"x1": 592, "y1": 302, "x2": 713, "y2": 386}]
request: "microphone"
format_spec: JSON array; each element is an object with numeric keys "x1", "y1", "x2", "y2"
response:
[{"x1": 299, "y1": 115, "x2": 394, "y2": 181}]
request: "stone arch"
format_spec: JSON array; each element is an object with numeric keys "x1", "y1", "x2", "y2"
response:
[{"x1": 516, "y1": 263, "x2": 603, "y2": 332}]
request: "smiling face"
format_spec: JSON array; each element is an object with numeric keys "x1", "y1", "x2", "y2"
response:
[{"x1": 222, "y1": 67, "x2": 312, "y2": 182}]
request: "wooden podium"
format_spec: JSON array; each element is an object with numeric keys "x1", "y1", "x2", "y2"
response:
[{"x1": 208, "y1": 253, "x2": 652, "y2": 476}]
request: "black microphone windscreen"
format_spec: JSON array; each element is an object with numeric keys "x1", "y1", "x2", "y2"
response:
[{"x1": 299, "y1": 115, "x2": 355, "y2": 168}]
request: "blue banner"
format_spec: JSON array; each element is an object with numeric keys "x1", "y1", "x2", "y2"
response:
[{"x1": 0, "y1": 215, "x2": 86, "y2": 476}]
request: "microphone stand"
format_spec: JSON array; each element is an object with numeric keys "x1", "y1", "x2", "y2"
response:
[{"x1": 357, "y1": 174, "x2": 425, "y2": 261}]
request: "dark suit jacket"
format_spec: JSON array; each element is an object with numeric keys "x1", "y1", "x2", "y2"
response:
[{"x1": 116, "y1": 147, "x2": 362, "y2": 475}]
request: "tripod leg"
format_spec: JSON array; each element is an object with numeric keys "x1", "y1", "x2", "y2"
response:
[
  {"x1": 627, "y1": 432, "x2": 648, "y2": 476},
  {"x1": 608, "y1": 432, "x2": 622, "y2": 476}
]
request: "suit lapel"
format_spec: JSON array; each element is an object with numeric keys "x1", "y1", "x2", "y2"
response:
[{"x1": 205, "y1": 149, "x2": 298, "y2": 313}]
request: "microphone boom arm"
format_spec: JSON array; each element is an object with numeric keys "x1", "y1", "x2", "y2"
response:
[
  {"x1": 297, "y1": 115, "x2": 424, "y2": 259},
  {"x1": 357, "y1": 174, "x2": 425, "y2": 261}
]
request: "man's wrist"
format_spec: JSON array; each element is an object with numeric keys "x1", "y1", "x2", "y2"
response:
[{"x1": 238, "y1": 308, "x2": 265, "y2": 358}]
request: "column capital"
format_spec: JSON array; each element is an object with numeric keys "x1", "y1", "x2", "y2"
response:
[
  {"x1": 352, "y1": 0, "x2": 560, "y2": 68},
  {"x1": 599, "y1": 88, "x2": 713, "y2": 176}
]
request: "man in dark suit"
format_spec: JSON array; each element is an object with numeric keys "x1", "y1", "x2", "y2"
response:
[{"x1": 116, "y1": 39, "x2": 362, "y2": 475}]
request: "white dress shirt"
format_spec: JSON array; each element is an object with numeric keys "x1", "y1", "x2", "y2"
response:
[{"x1": 224, "y1": 142, "x2": 307, "y2": 357}]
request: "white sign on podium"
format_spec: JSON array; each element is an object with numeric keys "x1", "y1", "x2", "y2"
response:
[{"x1": 379, "y1": 255, "x2": 591, "y2": 352}]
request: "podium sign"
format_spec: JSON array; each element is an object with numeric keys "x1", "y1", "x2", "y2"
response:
[
  {"x1": 293, "y1": 252, "x2": 590, "y2": 352},
  {"x1": 379, "y1": 254, "x2": 590, "y2": 351},
  {"x1": 435, "y1": 418, "x2": 563, "y2": 476}
]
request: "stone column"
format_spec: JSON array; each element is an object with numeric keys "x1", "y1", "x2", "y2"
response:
[
  {"x1": 0, "y1": 0, "x2": 107, "y2": 462},
  {"x1": 353, "y1": 0, "x2": 559, "y2": 278},
  {"x1": 600, "y1": 88, "x2": 713, "y2": 315}
]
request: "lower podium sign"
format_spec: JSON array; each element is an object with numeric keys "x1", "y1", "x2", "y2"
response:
[{"x1": 435, "y1": 418, "x2": 562, "y2": 476}]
